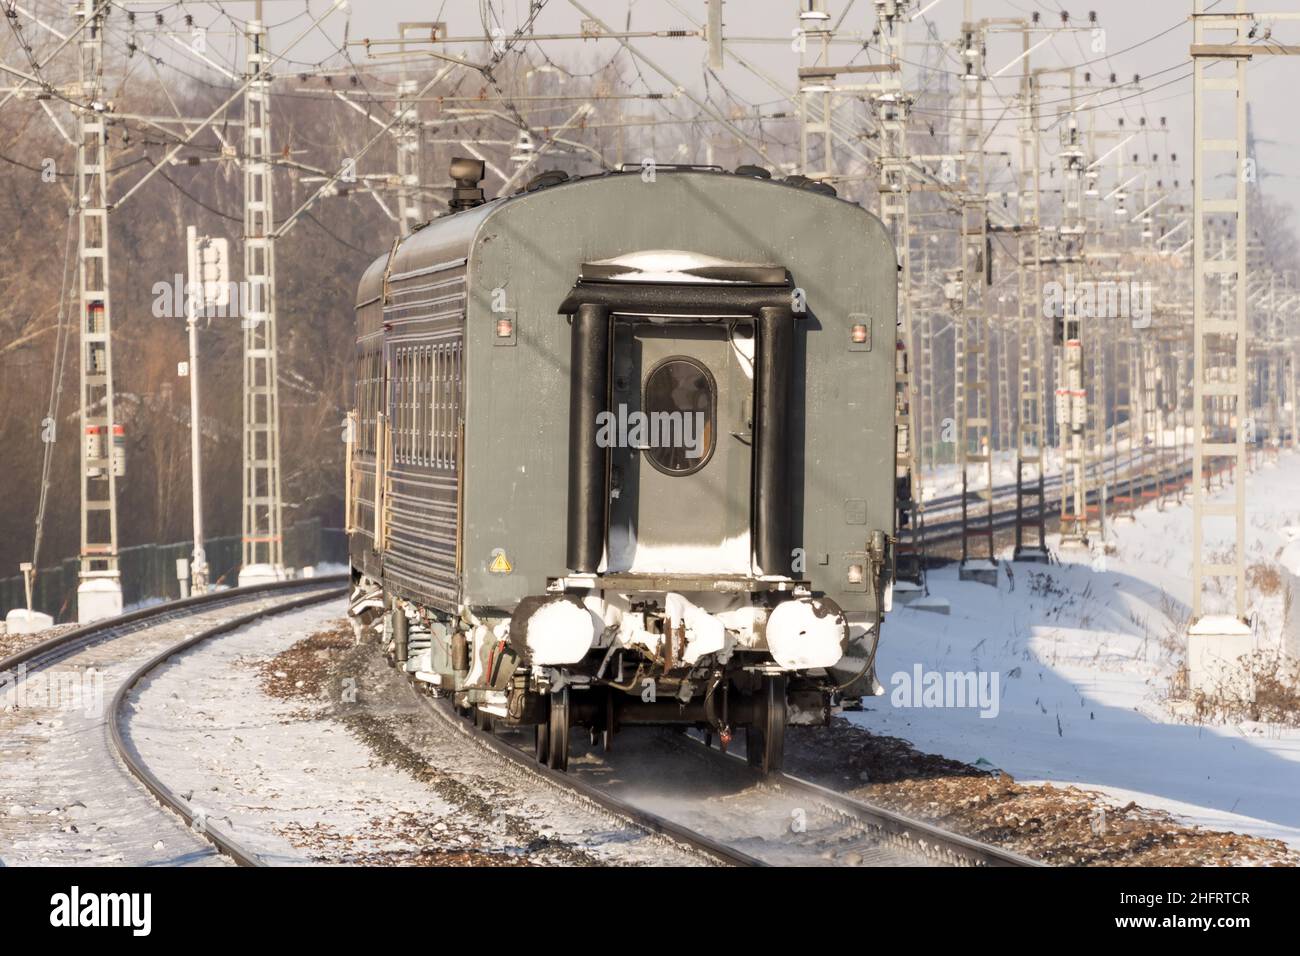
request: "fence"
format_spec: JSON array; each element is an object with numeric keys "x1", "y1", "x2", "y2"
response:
[{"x1": 0, "y1": 520, "x2": 348, "y2": 623}]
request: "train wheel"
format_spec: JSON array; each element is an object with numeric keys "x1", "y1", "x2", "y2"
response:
[
  {"x1": 601, "y1": 691, "x2": 615, "y2": 753},
  {"x1": 474, "y1": 706, "x2": 493, "y2": 732},
  {"x1": 535, "y1": 693, "x2": 551, "y2": 763},
  {"x1": 760, "y1": 675, "x2": 787, "y2": 775},
  {"x1": 746, "y1": 676, "x2": 787, "y2": 776},
  {"x1": 746, "y1": 725, "x2": 765, "y2": 769},
  {"x1": 534, "y1": 718, "x2": 550, "y2": 763},
  {"x1": 547, "y1": 686, "x2": 570, "y2": 772}
]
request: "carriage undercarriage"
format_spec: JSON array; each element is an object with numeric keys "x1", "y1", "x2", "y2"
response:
[{"x1": 351, "y1": 575, "x2": 877, "y2": 775}]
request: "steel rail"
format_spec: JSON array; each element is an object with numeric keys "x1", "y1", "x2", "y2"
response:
[
  {"x1": 108, "y1": 584, "x2": 346, "y2": 868},
  {"x1": 417, "y1": 693, "x2": 766, "y2": 867},
  {"x1": 921, "y1": 445, "x2": 1170, "y2": 513},
  {"x1": 668, "y1": 733, "x2": 1041, "y2": 867},
  {"x1": 921, "y1": 458, "x2": 1198, "y2": 543},
  {"x1": 419, "y1": 678, "x2": 1032, "y2": 867},
  {"x1": 1, "y1": 575, "x2": 348, "y2": 867},
  {"x1": 1, "y1": 575, "x2": 348, "y2": 673},
  {"x1": 766, "y1": 771, "x2": 1041, "y2": 867}
]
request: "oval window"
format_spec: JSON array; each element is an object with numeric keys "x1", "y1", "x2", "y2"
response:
[{"x1": 642, "y1": 357, "x2": 716, "y2": 476}]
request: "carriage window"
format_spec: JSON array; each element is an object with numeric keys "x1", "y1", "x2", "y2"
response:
[
  {"x1": 642, "y1": 357, "x2": 716, "y2": 476},
  {"x1": 379, "y1": 340, "x2": 462, "y2": 469}
]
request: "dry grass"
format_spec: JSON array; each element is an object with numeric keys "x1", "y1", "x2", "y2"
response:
[
  {"x1": 1157, "y1": 589, "x2": 1189, "y2": 658},
  {"x1": 1184, "y1": 650, "x2": 1300, "y2": 726},
  {"x1": 1247, "y1": 563, "x2": 1284, "y2": 597},
  {"x1": 786, "y1": 721, "x2": 1299, "y2": 865},
  {"x1": 258, "y1": 623, "x2": 356, "y2": 702}
]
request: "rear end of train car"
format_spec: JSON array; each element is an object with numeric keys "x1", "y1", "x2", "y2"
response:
[{"x1": 346, "y1": 164, "x2": 897, "y2": 772}]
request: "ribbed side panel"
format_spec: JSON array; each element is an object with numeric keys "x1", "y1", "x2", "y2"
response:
[{"x1": 350, "y1": 266, "x2": 466, "y2": 613}]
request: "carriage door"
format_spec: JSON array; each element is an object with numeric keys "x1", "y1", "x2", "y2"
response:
[{"x1": 606, "y1": 319, "x2": 754, "y2": 575}]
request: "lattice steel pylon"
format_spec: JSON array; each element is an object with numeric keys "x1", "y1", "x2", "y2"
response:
[
  {"x1": 1111, "y1": 335, "x2": 1140, "y2": 520},
  {"x1": 74, "y1": 0, "x2": 123, "y2": 623},
  {"x1": 1013, "y1": 48, "x2": 1048, "y2": 562},
  {"x1": 239, "y1": 12, "x2": 285, "y2": 585},
  {"x1": 395, "y1": 22, "x2": 434, "y2": 237},
  {"x1": 1139, "y1": 333, "x2": 1164, "y2": 508},
  {"x1": 1186, "y1": 0, "x2": 1300, "y2": 693},
  {"x1": 994, "y1": 311, "x2": 1011, "y2": 454},
  {"x1": 918, "y1": 245, "x2": 938, "y2": 467},
  {"x1": 956, "y1": 12, "x2": 995, "y2": 584},
  {"x1": 1055, "y1": 78, "x2": 1091, "y2": 550},
  {"x1": 875, "y1": 2, "x2": 927, "y2": 597},
  {"x1": 394, "y1": 80, "x2": 420, "y2": 236},
  {"x1": 797, "y1": 1, "x2": 835, "y2": 181},
  {"x1": 1190, "y1": 1, "x2": 1250, "y2": 625},
  {"x1": 1191, "y1": 3, "x2": 1248, "y2": 624},
  {"x1": 1288, "y1": 345, "x2": 1299, "y2": 450}
]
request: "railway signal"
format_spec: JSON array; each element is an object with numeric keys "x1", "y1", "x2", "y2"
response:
[
  {"x1": 1013, "y1": 51, "x2": 1048, "y2": 562},
  {"x1": 183, "y1": 226, "x2": 229, "y2": 597},
  {"x1": 956, "y1": 11, "x2": 996, "y2": 585}
]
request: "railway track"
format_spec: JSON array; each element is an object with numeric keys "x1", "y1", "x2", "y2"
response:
[
  {"x1": 4, "y1": 578, "x2": 1033, "y2": 868},
  {"x1": 415, "y1": 690, "x2": 764, "y2": 866},
  {"x1": 0, "y1": 576, "x2": 346, "y2": 867},
  {"x1": 656, "y1": 727, "x2": 1037, "y2": 866},
  {"x1": 412, "y1": 675, "x2": 1035, "y2": 867},
  {"x1": 758, "y1": 770, "x2": 1037, "y2": 866},
  {"x1": 920, "y1": 456, "x2": 1198, "y2": 546},
  {"x1": 919, "y1": 444, "x2": 1271, "y2": 550},
  {"x1": 920, "y1": 445, "x2": 1172, "y2": 516},
  {"x1": 676, "y1": 734, "x2": 1038, "y2": 866}
]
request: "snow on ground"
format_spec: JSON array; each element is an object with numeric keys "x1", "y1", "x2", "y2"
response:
[
  {"x1": 0, "y1": 589, "x2": 337, "y2": 865},
  {"x1": 128, "y1": 601, "x2": 706, "y2": 865},
  {"x1": 855, "y1": 449, "x2": 1300, "y2": 849},
  {"x1": 127, "y1": 600, "x2": 456, "y2": 865}
]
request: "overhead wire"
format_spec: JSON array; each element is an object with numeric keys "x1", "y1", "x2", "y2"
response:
[{"x1": 30, "y1": 204, "x2": 77, "y2": 575}]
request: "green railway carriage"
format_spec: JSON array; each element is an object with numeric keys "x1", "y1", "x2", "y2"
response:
[{"x1": 347, "y1": 163, "x2": 898, "y2": 773}]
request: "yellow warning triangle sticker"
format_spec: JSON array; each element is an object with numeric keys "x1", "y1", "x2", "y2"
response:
[{"x1": 489, "y1": 549, "x2": 512, "y2": 574}]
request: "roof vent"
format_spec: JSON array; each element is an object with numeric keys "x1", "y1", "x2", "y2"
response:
[
  {"x1": 524, "y1": 169, "x2": 569, "y2": 192},
  {"x1": 734, "y1": 164, "x2": 771, "y2": 179},
  {"x1": 448, "y1": 157, "x2": 487, "y2": 211},
  {"x1": 782, "y1": 174, "x2": 837, "y2": 197}
]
